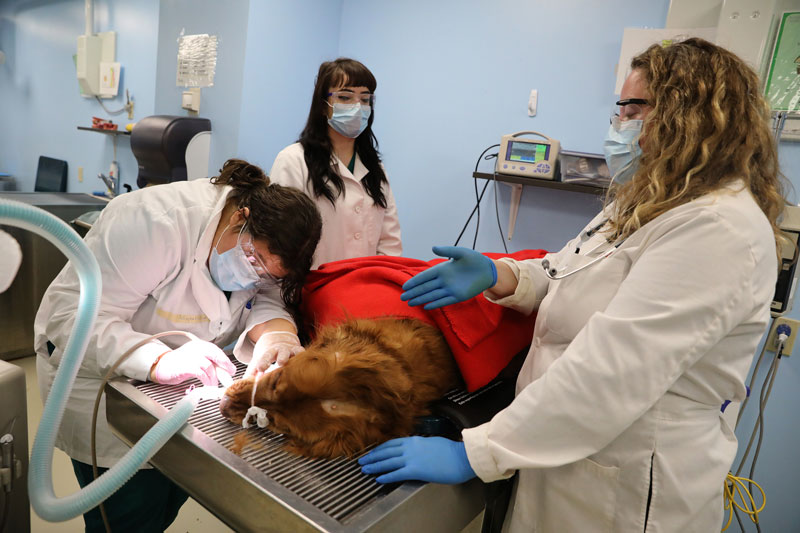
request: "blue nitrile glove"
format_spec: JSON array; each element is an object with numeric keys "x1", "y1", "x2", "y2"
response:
[
  {"x1": 358, "y1": 436, "x2": 477, "y2": 484},
  {"x1": 401, "y1": 246, "x2": 497, "y2": 310}
]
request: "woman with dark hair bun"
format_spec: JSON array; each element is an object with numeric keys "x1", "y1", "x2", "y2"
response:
[
  {"x1": 269, "y1": 57, "x2": 402, "y2": 269},
  {"x1": 33, "y1": 158, "x2": 321, "y2": 532}
]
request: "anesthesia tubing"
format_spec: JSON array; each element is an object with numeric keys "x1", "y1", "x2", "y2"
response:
[{"x1": 0, "y1": 199, "x2": 201, "y2": 522}]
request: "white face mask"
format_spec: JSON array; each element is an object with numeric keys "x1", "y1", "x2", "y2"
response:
[
  {"x1": 327, "y1": 103, "x2": 371, "y2": 138},
  {"x1": 208, "y1": 224, "x2": 261, "y2": 291},
  {"x1": 603, "y1": 117, "x2": 643, "y2": 184}
]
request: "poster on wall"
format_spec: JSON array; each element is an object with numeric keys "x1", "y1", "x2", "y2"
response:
[{"x1": 765, "y1": 12, "x2": 800, "y2": 113}]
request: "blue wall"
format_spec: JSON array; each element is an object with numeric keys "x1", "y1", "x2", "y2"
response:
[
  {"x1": 337, "y1": 0, "x2": 671, "y2": 259},
  {"x1": 1, "y1": 1, "x2": 798, "y2": 529},
  {"x1": 237, "y1": 0, "x2": 343, "y2": 172},
  {"x1": 0, "y1": 0, "x2": 159, "y2": 194}
]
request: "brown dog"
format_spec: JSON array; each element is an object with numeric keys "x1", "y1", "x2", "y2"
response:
[{"x1": 219, "y1": 318, "x2": 461, "y2": 459}]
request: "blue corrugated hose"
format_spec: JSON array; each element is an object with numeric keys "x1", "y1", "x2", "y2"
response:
[{"x1": 0, "y1": 198, "x2": 199, "y2": 522}]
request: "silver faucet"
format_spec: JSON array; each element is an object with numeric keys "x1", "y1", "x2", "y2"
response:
[{"x1": 97, "y1": 173, "x2": 116, "y2": 198}]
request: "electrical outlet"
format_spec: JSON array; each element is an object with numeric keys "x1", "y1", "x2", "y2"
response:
[
  {"x1": 78, "y1": 166, "x2": 83, "y2": 182},
  {"x1": 765, "y1": 317, "x2": 800, "y2": 356}
]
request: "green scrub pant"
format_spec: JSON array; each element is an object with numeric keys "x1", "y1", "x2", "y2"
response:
[{"x1": 71, "y1": 459, "x2": 189, "y2": 533}]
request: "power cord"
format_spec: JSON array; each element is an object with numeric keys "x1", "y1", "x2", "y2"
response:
[
  {"x1": 454, "y1": 144, "x2": 499, "y2": 249},
  {"x1": 735, "y1": 317, "x2": 772, "y2": 430},
  {"x1": 722, "y1": 473, "x2": 765, "y2": 532},
  {"x1": 727, "y1": 323, "x2": 788, "y2": 532},
  {"x1": 94, "y1": 89, "x2": 134, "y2": 118}
]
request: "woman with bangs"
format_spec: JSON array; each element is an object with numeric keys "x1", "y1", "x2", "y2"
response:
[
  {"x1": 269, "y1": 58, "x2": 402, "y2": 269},
  {"x1": 359, "y1": 39, "x2": 788, "y2": 531}
]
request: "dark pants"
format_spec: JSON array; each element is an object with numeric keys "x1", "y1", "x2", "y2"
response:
[{"x1": 71, "y1": 459, "x2": 189, "y2": 533}]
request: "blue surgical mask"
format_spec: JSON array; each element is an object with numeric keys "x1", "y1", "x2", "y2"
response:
[
  {"x1": 603, "y1": 117, "x2": 643, "y2": 184},
  {"x1": 328, "y1": 103, "x2": 371, "y2": 138},
  {"x1": 209, "y1": 224, "x2": 261, "y2": 291}
]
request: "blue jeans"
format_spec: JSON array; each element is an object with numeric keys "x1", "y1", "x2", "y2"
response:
[{"x1": 70, "y1": 459, "x2": 189, "y2": 533}]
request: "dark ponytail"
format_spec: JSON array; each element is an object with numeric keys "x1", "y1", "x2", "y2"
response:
[
  {"x1": 212, "y1": 158, "x2": 272, "y2": 188},
  {"x1": 211, "y1": 159, "x2": 322, "y2": 331}
]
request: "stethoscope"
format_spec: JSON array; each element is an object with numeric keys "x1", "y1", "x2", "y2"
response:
[{"x1": 541, "y1": 219, "x2": 626, "y2": 280}]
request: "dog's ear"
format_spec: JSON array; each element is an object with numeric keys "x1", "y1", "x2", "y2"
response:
[{"x1": 320, "y1": 399, "x2": 378, "y2": 422}]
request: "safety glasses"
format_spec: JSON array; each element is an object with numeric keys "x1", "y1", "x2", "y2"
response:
[
  {"x1": 237, "y1": 223, "x2": 281, "y2": 284},
  {"x1": 327, "y1": 90, "x2": 375, "y2": 107},
  {"x1": 611, "y1": 98, "x2": 650, "y2": 122}
]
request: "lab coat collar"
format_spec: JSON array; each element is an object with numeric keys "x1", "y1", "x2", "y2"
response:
[
  {"x1": 334, "y1": 152, "x2": 369, "y2": 182},
  {"x1": 194, "y1": 185, "x2": 230, "y2": 265}
]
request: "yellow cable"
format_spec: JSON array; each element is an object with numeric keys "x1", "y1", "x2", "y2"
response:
[{"x1": 722, "y1": 472, "x2": 766, "y2": 531}]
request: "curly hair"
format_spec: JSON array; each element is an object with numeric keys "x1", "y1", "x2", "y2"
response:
[{"x1": 605, "y1": 38, "x2": 787, "y2": 253}]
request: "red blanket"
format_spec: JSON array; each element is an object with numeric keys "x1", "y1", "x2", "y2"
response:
[{"x1": 302, "y1": 250, "x2": 547, "y2": 391}]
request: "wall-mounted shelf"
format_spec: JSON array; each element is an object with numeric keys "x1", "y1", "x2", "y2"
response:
[
  {"x1": 472, "y1": 172, "x2": 607, "y2": 195},
  {"x1": 77, "y1": 126, "x2": 130, "y2": 136}
]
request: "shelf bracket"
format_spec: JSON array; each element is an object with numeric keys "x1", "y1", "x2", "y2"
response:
[{"x1": 507, "y1": 184, "x2": 523, "y2": 240}]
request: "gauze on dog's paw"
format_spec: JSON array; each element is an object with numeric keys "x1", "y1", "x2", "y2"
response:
[{"x1": 243, "y1": 406, "x2": 269, "y2": 428}]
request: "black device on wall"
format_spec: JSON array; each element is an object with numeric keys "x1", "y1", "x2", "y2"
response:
[
  {"x1": 772, "y1": 206, "x2": 800, "y2": 316},
  {"x1": 34, "y1": 156, "x2": 68, "y2": 192},
  {"x1": 130, "y1": 115, "x2": 212, "y2": 189}
]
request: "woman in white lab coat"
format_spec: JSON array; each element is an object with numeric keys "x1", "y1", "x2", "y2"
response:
[
  {"x1": 34, "y1": 159, "x2": 321, "y2": 532},
  {"x1": 269, "y1": 57, "x2": 402, "y2": 269},
  {"x1": 359, "y1": 39, "x2": 787, "y2": 531}
]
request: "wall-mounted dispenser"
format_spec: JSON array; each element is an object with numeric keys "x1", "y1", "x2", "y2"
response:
[
  {"x1": 130, "y1": 115, "x2": 212, "y2": 188},
  {"x1": 76, "y1": 0, "x2": 117, "y2": 97}
]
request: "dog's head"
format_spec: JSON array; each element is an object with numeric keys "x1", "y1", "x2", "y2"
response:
[{"x1": 219, "y1": 324, "x2": 417, "y2": 458}]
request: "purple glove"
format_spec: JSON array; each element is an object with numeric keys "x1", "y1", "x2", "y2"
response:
[{"x1": 150, "y1": 338, "x2": 236, "y2": 386}]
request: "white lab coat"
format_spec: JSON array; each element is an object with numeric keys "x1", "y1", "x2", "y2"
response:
[
  {"x1": 269, "y1": 142, "x2": 402, "y2": 268},
  {"x1": 34, "y1": 179, "x2": 292, "y2": 466},
  {"x1": 462, "y1": 182, "x2": 777, "y2": 532}
]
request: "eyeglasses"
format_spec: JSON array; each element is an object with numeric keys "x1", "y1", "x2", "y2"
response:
[
  {"x1": 612, "y1": 98, "x2": 650, "y2": 122},
  {"x1": 238, "y1": 224, "x2": 281, "y2": 284},
  {"x1": 327, "y1": 91, "x2": 375, "y2": 106}
]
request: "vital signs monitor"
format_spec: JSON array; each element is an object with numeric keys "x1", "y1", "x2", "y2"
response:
[{"x1": 496, "y1": 131, "x2": 561, "y2": 180}]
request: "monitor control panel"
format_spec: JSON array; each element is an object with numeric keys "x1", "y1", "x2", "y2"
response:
[{"x1": 496, "y1": 131, "x2": 560, "y2": 180}]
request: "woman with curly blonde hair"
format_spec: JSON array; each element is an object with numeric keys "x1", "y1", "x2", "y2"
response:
[
  {"x1": 607, "y1": 38, "x2": 786, "y2": 250},
  {"x1": 360, "y1": 38, "x2": 786, "y2": 531}
]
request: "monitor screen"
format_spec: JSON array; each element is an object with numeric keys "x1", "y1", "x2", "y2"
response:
[
  {"x1": 507, "y1": 141, "x2": 550, "y2": 163},
  {"x1": 35, "y1": 156, "x2": 67, "y2": 193}
]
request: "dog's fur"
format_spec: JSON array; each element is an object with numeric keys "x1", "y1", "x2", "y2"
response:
[{"x1": 219, "y1": 318, "x2": 461, "y2": 459}]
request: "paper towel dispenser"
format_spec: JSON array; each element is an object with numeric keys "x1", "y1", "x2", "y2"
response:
[{"x1": 130, "y1": 115, "x2": 211, "y2": 188}]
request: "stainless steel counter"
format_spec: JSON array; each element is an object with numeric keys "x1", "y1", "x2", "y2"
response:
[
  {"x1": 105, "y1": 371, "x2": 486, "y2": 533},
  {"x1": 0, "y1": 192, "x2": 109, "y2": 360}
]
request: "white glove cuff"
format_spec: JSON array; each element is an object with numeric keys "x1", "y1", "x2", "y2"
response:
[{"x1": 259, "y1": 331, "x2": 300, "y2": 344}]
